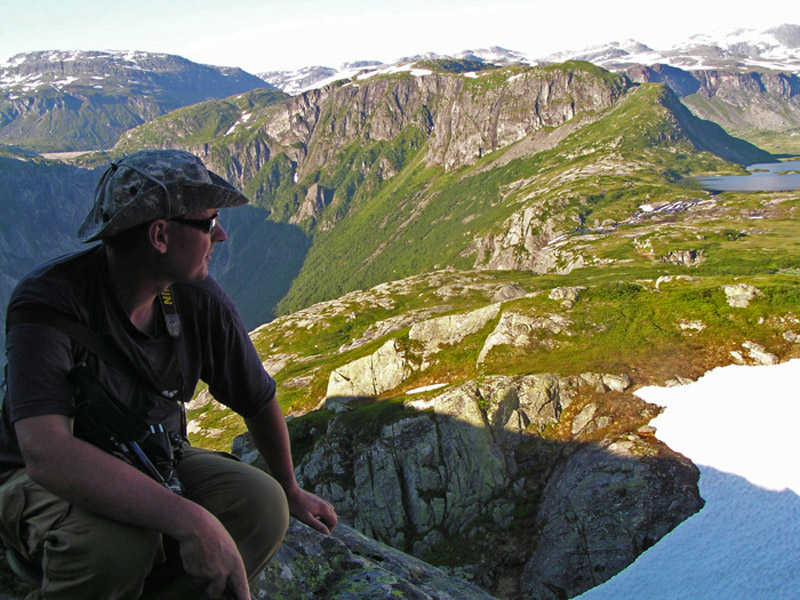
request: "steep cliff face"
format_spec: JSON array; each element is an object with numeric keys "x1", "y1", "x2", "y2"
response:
[
  {"x1": 120, "y1": 62, "x2": 632, "y2": 203},
  {"x1": 627, "y1": 64, "x2": 800, "y2": 131},
  {"x1": 0, "y1": 157, "x2": 98, "y2": 353}
]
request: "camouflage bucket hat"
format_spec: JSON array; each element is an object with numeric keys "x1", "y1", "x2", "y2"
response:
[{"x1": 77, "y1": 149, "x2": 249, "y2": 242}]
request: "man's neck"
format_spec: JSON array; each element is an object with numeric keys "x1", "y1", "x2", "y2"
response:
[{"x1": 104, "y1": 245, "x2": 170, "y2": 333}]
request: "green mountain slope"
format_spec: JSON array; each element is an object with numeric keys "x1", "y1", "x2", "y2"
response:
[
  {"x1": 0, "y1": 51, "x2": 278, "y2": 152},
  {"x1": 113, "y1": 88, "x2": 288, "y2": 151},
  {"x1": 104, "y1": 63, "x2": 773, "y2": 325},
  {"x1": 276, "y1": 82, "x2": 772, "y2": 313}
]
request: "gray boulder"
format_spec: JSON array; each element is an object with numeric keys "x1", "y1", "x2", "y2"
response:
[
  {"x1": 289, "y1": 373, "x2": 702, "y2": 597},
  {"x1": 520, "y1": 437, "x2": 703, "y2": 599},
  {"x1": 409, "y1": 304, "x2": 502, "y2": 355},
  {"x1": 723, "y1": 283, "x2": 763, "y2": 307},
  {"x1": 477, "y1": 312, "x2": 571, "y2": 363},
  {"x1": 327, "y1": 339, "x2": 413, "y2": 398}
]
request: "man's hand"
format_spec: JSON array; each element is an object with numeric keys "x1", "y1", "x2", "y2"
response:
[
  {"x1": 285, "y1": 486, "x2": 338, "y2": 535},
  {"x1": 175, "y1": 505, "x2": 250, "y2": 599}
]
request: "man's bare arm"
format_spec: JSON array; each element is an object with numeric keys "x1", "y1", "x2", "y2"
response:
[{"x1": 244, "y1": 399, "x2": 338, "y2": 535}]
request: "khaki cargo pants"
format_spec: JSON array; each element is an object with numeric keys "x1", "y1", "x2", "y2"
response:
[{"x1": 0, "y1": 447, "x2": 289, "y2": 599}]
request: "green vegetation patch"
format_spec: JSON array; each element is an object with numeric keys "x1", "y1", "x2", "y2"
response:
[{"x1": 413, "y1": 58, "x2": 496, "y2": 74}]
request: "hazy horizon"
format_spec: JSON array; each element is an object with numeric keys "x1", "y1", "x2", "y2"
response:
[{"x1": 1, "y1": 0, "x2": 798, "y2": 73}]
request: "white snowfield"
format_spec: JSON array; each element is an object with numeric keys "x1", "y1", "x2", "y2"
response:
[{"x1": 577, "y1": 359, "x2": 800, "y2": 599}]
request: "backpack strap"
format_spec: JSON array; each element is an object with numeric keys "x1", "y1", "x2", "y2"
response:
[
  {"x1": 7, "y1": 306, "x2": 138, "y2": 379},
  {"x1": 5, "y1": 296, "x2": 188, "y2": 495},
  {"x1": 6, "y1": 293, "x2": 180, "y2": 397}
]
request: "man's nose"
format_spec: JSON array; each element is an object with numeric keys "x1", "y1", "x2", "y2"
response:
[{"x1": 212, "y1": 222, "x2": 227, "y2": 243}]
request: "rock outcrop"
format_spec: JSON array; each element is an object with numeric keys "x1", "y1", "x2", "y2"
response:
[
  {"x1": 327, "y1": 339, "x2": 413, "y2": 398},
  {"x1": 285, "y1": 373, "x2": 702, "y2": 598},
  {"x1": 731, "y1": 340, "x2": 779, "y2": 366},
  {"x1": 409, "y1": 303, "x2": 502, "y2": 355},
  {"x1": 520, "y1": 437, "x2": 702, "y2": 599},
  {"x1": 254, "y1": 521, "x2": 498, "y2": 600},
  {"x1": 724, "y1": 283, "x2": 763, "y2": 308},
  {"x1": 477, "y1": 312, "x2": 571, "y2": 363}
]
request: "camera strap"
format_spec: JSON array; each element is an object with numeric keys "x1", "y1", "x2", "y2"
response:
[{"x1": 159, "y1": 286, "x2": 181, "y2": 338}]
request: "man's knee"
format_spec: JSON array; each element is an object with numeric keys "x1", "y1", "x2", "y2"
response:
[
  {"x1": 252, "y1": 471, "x2": 289, "y2": 544},
  {"x1": 225, "y1": 467, "x2": 289, "y2": 574},
  {"x1": 176, "y1": 449, "x2": 290, "y2": 574}
]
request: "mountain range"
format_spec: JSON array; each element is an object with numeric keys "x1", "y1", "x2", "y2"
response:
[
  {"x1": 1, "y1": 23, "x2": 800, "y2": 600},
  {"x1": 258, "y1": 24, "x2": 800, "y2": 94},
  {"x1": 0, "y1": 50, "x2": 277, "y2": 151}
]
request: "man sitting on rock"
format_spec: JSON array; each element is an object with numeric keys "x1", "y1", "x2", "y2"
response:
[{"x1": 0, "y1": 149, "x2": 337, "y2": 599}]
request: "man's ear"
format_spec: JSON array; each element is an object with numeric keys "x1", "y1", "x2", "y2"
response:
[{"x1": 147, "y1": 220, "x2": 169, "y2": 254}]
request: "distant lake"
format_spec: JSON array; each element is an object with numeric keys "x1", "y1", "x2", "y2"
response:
[{"x1": 686, "y1": 160, "x2": 800, "y2": 193}]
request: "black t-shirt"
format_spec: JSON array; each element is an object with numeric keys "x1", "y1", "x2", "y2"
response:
[{"x1": 0, "y1": 246, "x2": 275, "y2": 468}]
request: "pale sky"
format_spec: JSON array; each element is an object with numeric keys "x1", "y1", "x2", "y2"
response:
[{"x1": 0, "y1": 0, "x2": 798, "y2": 73}]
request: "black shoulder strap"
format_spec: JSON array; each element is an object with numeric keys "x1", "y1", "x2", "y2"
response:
[{"x1": 6, "y1": 305, "x2": 162, "y2": 395}]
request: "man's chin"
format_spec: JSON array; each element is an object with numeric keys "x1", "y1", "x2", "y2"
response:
[{"x1": 181, "y1": 267, "x2": 210, "y2": 283}]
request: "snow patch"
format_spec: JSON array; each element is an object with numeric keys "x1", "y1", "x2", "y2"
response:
[
  {"x1": 224, "y1": 111, "x2": 253, "y2": 135},
  {"x1": 643, "y1": 361, "x2": 800, "y2": 493},
  {"x1": 405, "y1": 383, "x2": 448, "y2": 395},
  {"x1": 51, "y1": 76, "x2": 78, "y2": 86},
  {"x1": 578, "y1": 359, "x2": 800, "y2": 599},
  {"x1": 356, "y1": 63, "x2": 432, "y2": 81}
]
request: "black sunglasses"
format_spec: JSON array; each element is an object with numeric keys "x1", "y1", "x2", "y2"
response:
[{"x1": 169, "y1": 212, "x2": 219, "y2": 234}]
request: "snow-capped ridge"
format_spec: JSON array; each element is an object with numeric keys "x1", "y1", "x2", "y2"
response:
[
  {"x1": 260, "y1": 24, "x2": 798, "y2": 96},
  {"x1": 454, "y1": 45, "x2": 529, "y2": 64},
  {"x1": 259, "y1": 48, "x2": 523, "y2": 95},
  {"x1": 554, "y1": 23, "x2": 800, "y2": 72}
]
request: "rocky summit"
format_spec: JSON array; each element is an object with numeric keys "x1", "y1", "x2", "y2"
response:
[{"x1": 2, "y1": 26, "x2": 800, "y2": 599}]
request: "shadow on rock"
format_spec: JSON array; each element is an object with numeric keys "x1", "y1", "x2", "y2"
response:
[{"x1": 235, "y1": 373, "x2": 705, "y2": 599}]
